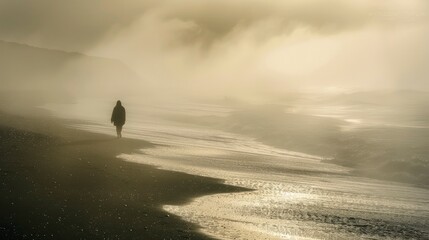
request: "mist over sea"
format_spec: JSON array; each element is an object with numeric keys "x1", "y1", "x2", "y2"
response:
[
  {"x1": 2, "y1": 1, "x2": 429, "y2": 238},
  {"x1": 43, "y1": 96, "x2": 429, "y2": 239}
]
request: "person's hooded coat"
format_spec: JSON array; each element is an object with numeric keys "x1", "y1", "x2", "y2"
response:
[{"x1": 111, "y1": 101, "x2": 126, "y2": 126}]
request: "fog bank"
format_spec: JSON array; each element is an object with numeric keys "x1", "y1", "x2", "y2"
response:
[{"x1": 1, "y1": 0, "x2": 428, "y2": 101}]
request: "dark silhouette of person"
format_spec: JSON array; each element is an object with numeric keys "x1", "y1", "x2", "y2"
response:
[{"x1": 111, "y1": 100, "x2": 126, "y2": 138}]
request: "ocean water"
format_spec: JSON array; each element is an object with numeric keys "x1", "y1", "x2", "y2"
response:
[{"x1": 44, "y1": 99, "x2": 429, "y2": 239}]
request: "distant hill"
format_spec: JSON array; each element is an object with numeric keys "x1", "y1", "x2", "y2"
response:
[{"x1": 0, "y1": 40, "x2": 143, "y2": 103}]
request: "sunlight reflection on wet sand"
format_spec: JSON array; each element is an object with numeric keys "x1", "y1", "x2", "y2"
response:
[{"x1": 121, "y1": 145, "x2": 429, "y2": 239}]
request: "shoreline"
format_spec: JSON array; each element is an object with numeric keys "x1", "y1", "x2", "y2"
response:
[{"x1": 0, "y1": 111, "x2": 247, "y2": 239}]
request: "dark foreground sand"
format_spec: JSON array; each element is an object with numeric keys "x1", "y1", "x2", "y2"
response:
[{"x1": 0, "y1": 112, "x2": 246, "y2": 239}]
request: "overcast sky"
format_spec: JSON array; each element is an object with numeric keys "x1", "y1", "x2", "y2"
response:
[{"x1": 1, "y1": 0, "x2": 428, "y2": 99}]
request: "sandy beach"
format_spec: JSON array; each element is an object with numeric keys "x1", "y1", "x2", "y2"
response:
[{"x1": 0, "y1": 111, "x2": 246, "y2": 239}]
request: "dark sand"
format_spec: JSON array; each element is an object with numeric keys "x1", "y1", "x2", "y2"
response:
[{"x1": 0, "y1": 112, "x2": 246, "y2": 239}]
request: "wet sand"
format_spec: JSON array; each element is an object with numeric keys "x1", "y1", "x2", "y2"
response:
[{"x1": 0, "y1": 112, "x2": 246, "y2": 239}]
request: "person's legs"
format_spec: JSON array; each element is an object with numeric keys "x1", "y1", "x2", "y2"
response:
[{"x1": 116, "y1": 125, "x2": 123, "y2": 138}]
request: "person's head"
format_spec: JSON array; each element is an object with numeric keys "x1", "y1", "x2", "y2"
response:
[{"x1": 116, "y1": 100, "x2": 122, "y2": 106}]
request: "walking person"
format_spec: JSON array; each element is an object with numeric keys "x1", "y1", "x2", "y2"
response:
[{"x1": 111, "y1": 100, "x2": 126, "y2": 138}]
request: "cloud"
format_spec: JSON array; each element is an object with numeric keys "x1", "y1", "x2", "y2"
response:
[
  {"x1": 2, "y1": 0, "x2": 402, "y2": 51},
  {"x1": 1, "y1": 0, "x2": 428, "y2": 100}
]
